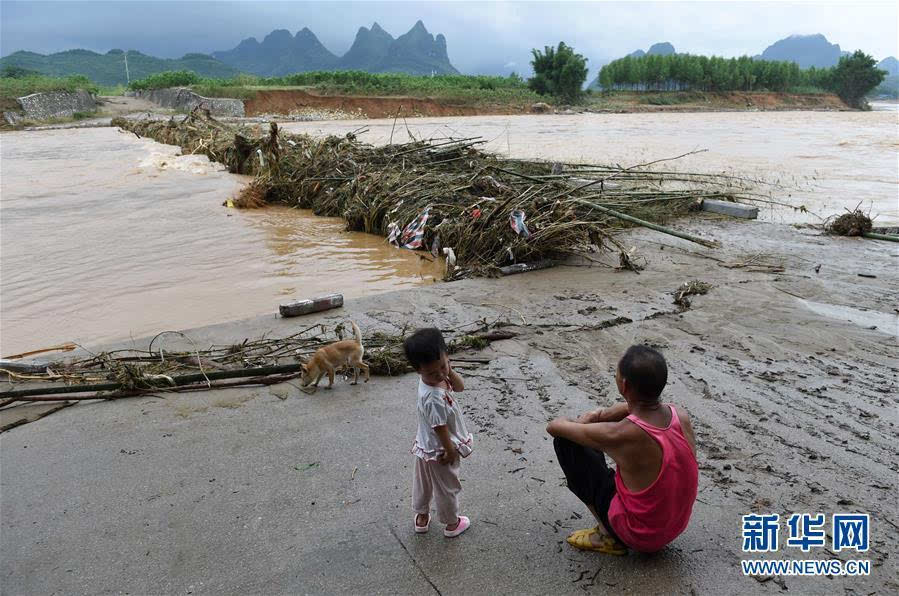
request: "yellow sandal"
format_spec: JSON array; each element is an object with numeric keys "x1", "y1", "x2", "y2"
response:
[{"x1": 566, "y1": 527, "x2": 627, "y2": 555}]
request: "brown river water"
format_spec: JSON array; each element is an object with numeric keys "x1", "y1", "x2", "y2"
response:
[
  {"x1": 0, "y1": 129, "x2": 441, "y2": 355},
  {"x1": 1, "y1": 111, "x2": 896, "y2": 354}
]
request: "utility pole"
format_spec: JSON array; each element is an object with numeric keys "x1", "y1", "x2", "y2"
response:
[{"x1": 124, "y1": 52, "x2": 130, "y2": 84}]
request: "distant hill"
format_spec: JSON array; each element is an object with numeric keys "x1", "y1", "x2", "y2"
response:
[
  {"x1": 759, "y1": 34, "x2": 842, "y2": 68},
  {"x1": 213, "y1": 20, "x2": 458, "y2": 76},
  {"x1": 877, "y1": 56, "x2": 899, "y2": 76},
  {"x1": 592, "y1": 42, "x2": 677, "y2": 88},
  {"x1": 627, "y1": 42, "x2": 676, "y2": 59},
  {"x1": 211, "y1": 28, "x2": 338, "y2": 76},
  {"x1": 338, "y1": 23, "x2": 394, "y2": 71},
  {"x1": 0, "y1": 49, "x2": 240, "y2": 86},
  {"x1": 871, "y1": 57, "x2": 898, "y2": 98},
  {"x1": 377, "y1": 21, "x2": 458, "y2": 74}
]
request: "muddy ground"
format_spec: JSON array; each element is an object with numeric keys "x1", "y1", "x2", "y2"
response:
[{"x1": 1, "y1": 218, "x2": 897, "y2": 595}]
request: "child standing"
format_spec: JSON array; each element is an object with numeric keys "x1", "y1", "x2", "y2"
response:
[{"x1": 403, "y1": 328, "x2": 473, "y2": 538}]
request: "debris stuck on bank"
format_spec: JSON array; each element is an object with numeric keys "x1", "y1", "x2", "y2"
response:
[
  {"x1": 112, "y1": 110, "x2": 774, "y2": 279},
  {"x1": 825, "y1": 207, "x2": 873, "y2": 237},
  {"x1": 0, "y1": 323, "x2": 517, "y2": 412},
  {"x1": 673, "y1": 280, "x2": 713, "y2": 308}
]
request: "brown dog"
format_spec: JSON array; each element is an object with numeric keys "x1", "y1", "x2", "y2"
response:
[{"x1": 301, "y1": 321, "x2": 370, "y2": 391}]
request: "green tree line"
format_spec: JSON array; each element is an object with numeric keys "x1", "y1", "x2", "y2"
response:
[{"x1": 598, "y1": 51, "x2": 885, "y2": 108}]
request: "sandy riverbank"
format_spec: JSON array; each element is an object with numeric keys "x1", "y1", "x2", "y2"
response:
[{"x1": 2, "y1": 217, "x2": 896, "y2": 594}]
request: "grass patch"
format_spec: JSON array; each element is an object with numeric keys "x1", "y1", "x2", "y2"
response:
[
  {"x1": 129, "y1": 70, "x2": 543, "y2": 105},
  {"x1": 97, "y1": 84, "x2": 127, "y2": 96},
  {"x1": 0, "y1": 74, "x2": 97, "y2": 99},
  {"x1": 643, "y1": 94, "x2": 692, "y2": 105}
]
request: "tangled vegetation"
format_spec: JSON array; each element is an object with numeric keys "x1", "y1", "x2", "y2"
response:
[{"x1": 112, "y1": 110, "x2": 773, "y2": 279}]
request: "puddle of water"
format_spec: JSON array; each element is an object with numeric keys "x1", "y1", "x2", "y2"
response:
[{"x1": 799, "y1": 299, "x2": 897, "y2": 335}]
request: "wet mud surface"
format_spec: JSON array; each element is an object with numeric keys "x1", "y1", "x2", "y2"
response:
[{"x1": 1, "y1": 218, "x2": 896, "y2": 594}]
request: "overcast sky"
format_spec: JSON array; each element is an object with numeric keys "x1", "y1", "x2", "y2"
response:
[{"x1": 2, "y1": 1, "x2": 897, "y2": 76}]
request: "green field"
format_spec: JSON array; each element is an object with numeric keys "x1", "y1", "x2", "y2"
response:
[{"x1": 128, "y1": 70, "x2": 543, "y2": 104}]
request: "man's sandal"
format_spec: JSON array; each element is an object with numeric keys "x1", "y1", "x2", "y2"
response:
[{"x1": 566, "y1": 527, "x2": 627, "y2": 555}]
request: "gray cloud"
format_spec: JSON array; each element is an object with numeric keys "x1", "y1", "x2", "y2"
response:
[{"x1": 2, "y1": 1, "x2": 896, "y2": 78}]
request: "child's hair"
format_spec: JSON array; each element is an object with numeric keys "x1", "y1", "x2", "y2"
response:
[
  {"x1": 618, "y1": 345, "x2": 668, "y2": 402},
  {"x1": 403, "y1": 328, "x2": 447, "y2": 369}
]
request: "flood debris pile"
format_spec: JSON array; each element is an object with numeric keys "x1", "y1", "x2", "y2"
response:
[
  {"x1": 0, "y1": 324, "x2": 517, "y2": 407},
  {"x1": 824, "y1": 208, "x2": 873, "y2": 237},
  {"x1": 113, "y1": 111, "x2": 764, "y2": 278}
]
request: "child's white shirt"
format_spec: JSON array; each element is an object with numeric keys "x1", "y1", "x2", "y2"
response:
[{"x1": 412, "y1": 377, "x2": 473, "y2": 461}]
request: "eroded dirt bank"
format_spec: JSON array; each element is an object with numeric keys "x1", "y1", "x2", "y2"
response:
[
  {"x1": 242, "y1": 89, "x2": 848, "y2": 118},
  {"x1": 2, "y1": 218, "x2": 896, "y2": 594},
  {"x1": 243, "y1": 89, "x2": 530, "y2": 118}
]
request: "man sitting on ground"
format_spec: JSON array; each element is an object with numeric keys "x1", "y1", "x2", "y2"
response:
[{"x1": 546, "y1": 345, "x2": 698, "y2": 554}]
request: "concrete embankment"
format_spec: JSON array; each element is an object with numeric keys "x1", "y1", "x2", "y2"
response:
[
  {"x1": 128, "y1": 87, "x2": 245, "y2": 117},
  {"x1": 2, "y1": 90, "x2": 98, "y2": 125}
]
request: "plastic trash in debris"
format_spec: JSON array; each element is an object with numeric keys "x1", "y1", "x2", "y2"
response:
[
  {"x1": 279, "y1": 294, "x2": 344, "y2": 317},
  {"x1": 499, "y1": 260, "x2": 556, "y2": 276},
  {"x1": 510, "y1": 209, "x2": 531, "y2": 238},
  {"x1": 400, "y1": 206, "x2": 431, "y2": 249},
  {"x1": 443, "y1": 247, "x2": 457, "y2": 276},
  {"x1": 386, "y1": 222, "x2": 400, "y2": 246}
]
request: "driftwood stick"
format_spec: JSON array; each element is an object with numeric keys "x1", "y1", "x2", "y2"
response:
[{"x1": 573, "y1": 199, "x2": 720, "y2": 249}]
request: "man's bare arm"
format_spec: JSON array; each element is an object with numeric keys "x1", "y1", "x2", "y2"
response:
[
  {"x1": 546, "y1": 417, "x2": 625, "y2": 452},
  {"x1": 577, "y1": 402, "x2": 630, "y2": 424}
]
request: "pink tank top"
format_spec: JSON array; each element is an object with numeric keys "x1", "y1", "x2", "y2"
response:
[{"x1": 607, "y1": 405, "x2": 698, "y2": 553}]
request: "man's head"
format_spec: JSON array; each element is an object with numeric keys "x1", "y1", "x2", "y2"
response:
[
  {"x1": 615, "y1": 345, "x2": 668, "y2": 405},
  {"x1": 403, "y1": 328, "x2": 449, "y2": 386}
]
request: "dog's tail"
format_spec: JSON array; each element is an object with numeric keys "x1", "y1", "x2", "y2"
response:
[{"x1": 350, "y1": 321, "x2": 363, "y2": 347}]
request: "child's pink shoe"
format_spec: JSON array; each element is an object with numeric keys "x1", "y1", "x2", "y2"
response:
[
  {"x1": 414, "y1": 514, "x2": 430, "y2": 534},
  {"x1": 444, "y1": 515, "x2": 470, "y2": 538}
]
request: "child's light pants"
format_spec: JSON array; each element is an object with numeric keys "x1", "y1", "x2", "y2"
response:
[{"x1": 412, "y1": 456, "x2": 461, "y2": 524}]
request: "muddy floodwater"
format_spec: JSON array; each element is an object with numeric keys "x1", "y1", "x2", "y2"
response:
[
  {"x1": 283, "y1": 110, "x2": 899, "y2": 225},
  {"x1": 1, "y1": 110, "x2": 896, "y2": 354},
  {"x1": 0, "y1": 129, "x2": 441, "y2": 355}
]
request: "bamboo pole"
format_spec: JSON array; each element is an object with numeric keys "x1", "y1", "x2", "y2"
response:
[
  {"x1": 2, "y1": 373, "x2": 301, "y2": 403},
  {"x1": 0, "y1": 363, "x2": 304, "y2": 400},
  {"x1": 572, "y1": 198, "x2": 720, "y2": 249},
  {"x1": 862, "y1": 232, "x2": 899, "y2": 242}
]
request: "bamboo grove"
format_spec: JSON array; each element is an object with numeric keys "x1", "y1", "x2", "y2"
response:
[{"x1": 596, "y1": 51, "x2": 885, "y2": 101}]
